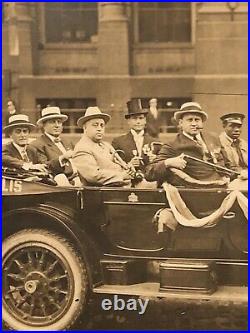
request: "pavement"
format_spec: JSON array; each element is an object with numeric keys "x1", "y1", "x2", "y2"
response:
[{"x1": 73, "y1": 294, "x2": 248, "y2": 330}]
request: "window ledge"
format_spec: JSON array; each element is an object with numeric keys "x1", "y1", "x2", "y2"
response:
[
  {"x1": 133, "y1": 42, "x2": 194, "y2": 50},
  {"x1": 40, "y1": 42, "x2": 97, "y2": 51}
]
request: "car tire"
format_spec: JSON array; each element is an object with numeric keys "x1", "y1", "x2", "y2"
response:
[{"x1": 2, "y1": 228, "x2": 89, "y2": 331}]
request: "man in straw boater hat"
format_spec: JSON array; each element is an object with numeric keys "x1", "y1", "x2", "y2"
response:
[
  {"x1": 73, "y1": 106, "x2": 134, "y2": 186},
  {"x1": 31, "y1": 106, "x2": 80, "y2": 186},
  {"x1": 112, "y1": 99, "x2": 159, "y2": 175},
  {"x1": 145, "y1": 102, "x2": 230, "y2": 187},
  {"x1": 219, "y1": 113, "x2": 248, "y2": 177},
  {"x1": 2, "y1": 114, "x2": 47, "y2": 173}
]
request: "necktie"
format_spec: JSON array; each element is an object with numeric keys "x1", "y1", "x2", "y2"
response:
[
  {"x1": 21, "y1": 149, "x2": 29, "y2": 162},
  {"x1": 232, "y1": 139, "x2": 246, "y2": 168},
  {"x1": 54, "y1": 137, "x2": 61, "y2": 143}
]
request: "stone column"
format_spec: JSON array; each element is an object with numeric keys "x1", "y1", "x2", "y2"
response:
[
  {"x1": 3, "y1": 3, "x2": 35, "y2": 115},
  {"x1": 193, "y1": 2, "x2": 248, "y2": 137},
  {"x1": 97, "y1": 2, "x2": 131, "y2": 132}
]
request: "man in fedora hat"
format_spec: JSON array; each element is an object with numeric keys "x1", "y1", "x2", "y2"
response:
[
  {"x1": 2, "y1": 114, "x2": 47, "y2": 172},
  {"x1": 219, "y1": 113, "x2": 248, "y2": 179},
  {"x1": 73, "y1": 106, "x2": 134, "y2": 186},
  {"x1": 31, "y1": 106, "x2": 78, "y2": 184},
  {"x1": 112, "y1": 99, "x2": 159, "y2": 175},
  {"x1": 145, "y1": 102, "x2": 227, "y2": 186}
]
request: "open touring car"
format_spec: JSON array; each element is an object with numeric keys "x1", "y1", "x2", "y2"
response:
[{"x1": 2, "y1": 169, "x2": 248, "y2": 330}]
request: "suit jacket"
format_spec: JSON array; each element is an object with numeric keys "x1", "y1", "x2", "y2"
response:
[
  {"x1": 30, "y1": 134, "x2": 74, "y2": 176},
  {"x1": 73, "y1": 135, "x2": 127, "y2": 186},
  {"x1": 146, "y1": 111, "x2": 161, "y2": 138},
  {"x1": 219, "y1": 132, "x2": 248, "y2": 170},
  {"x1": 2, "y1": 142, "x2": 39, "y2": 169},
  {"x1": 112, "y1": 132, "x2": 158, "y2": 172},
  {"x1": 145, "y1": 131, "x2": 226, "y2": 186}
]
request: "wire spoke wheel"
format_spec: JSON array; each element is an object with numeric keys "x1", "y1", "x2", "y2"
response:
[{"x1": 2, "y1": 229, "x2": 89, "y2": 330}]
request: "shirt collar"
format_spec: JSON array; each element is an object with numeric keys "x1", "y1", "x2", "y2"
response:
[
  {"x1": 131, "y1": 129, "x2": 144, "y2": 137},
  {"x1": 12, "y1": 142, "x2": 27, "y2": 153},
  {"x1": 224, "y1": 132, "x2": 234, "y2": 143},
  {"x1": 45, "y1": 132, "x2": 60, "y2": 143},
  {"x1": 182, "y1": 131, "x2": 203, "y2": 142}
]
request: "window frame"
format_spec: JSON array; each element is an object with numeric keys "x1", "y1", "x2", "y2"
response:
[
  {"x1": 39, "y1": 3, "x2": 98, "y2": 49},
  {"x1": 133, "y1": 2, "x2": 196, "y2": 48}
]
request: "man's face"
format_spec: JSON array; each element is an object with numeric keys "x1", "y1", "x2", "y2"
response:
[
  {"x1": 179, "y1": 113, "x2": 203, "y2": 136},
  {"x1": 10, "y1": 127, "x2": 30, "y2": 146},
  {"x1": 43, "y1": 118, "x2": 63, "y2": 137},
  {"x1": 84, "y1": 118, "x2": 105, "y2": 142},
  {"x1": 224, "y1": 122, "x2": 242, "y2": 140},
  {"x1": 150, "y1": 100, "x2": 157, "y2": 108},
  {"x1": 127, "y1": 114, "x2": 146, "y2": 133}
]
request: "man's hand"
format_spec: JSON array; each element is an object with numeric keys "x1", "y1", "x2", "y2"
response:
[
  {"x1": 238, "y1": 169, "x2": 248, "y2": 180},
  {"x1": 164, "y1": 153, "x2": 187, "y2": 170},
  {"x1": 129, "y1": 156, "x2": 142, "y2": 168},
  {"x1": 148, "y1": 153, "x2": 156, "y2": 163},
  {"x1": 30, "y1": 163, "x2": 48, "y2": 173},
  {"x1": 61, "y1": 149, "x2": 74, "y2": 160}
]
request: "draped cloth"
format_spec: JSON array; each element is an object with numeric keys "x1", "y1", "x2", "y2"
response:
[{"x1": 155, "y1": 182, "x2": 248, "y2": 232}]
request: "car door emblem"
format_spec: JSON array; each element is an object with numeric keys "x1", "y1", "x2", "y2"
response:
[{"x1": 128, "y1": 192, "x2": 138, "y2": 202}]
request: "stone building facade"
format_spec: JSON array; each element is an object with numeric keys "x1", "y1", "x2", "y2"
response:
[{"x1": 2, "y1": 2, "x2": 248, "y2": 138}]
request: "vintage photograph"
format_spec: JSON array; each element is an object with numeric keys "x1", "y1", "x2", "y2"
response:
[{"x1": 2, "y1": 2, "x2": 248, "y2": 330}]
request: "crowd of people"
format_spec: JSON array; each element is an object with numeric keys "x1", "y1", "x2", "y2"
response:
[{"x1": 2, "y1": 99, "x2": 248, "y2": 189}]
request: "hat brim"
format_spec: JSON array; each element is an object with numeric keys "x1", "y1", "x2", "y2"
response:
[
  {"x1": 3, "y1": 123, "x2": 36, "y2": 132},
  {"x1": 125, "y1": 111, "x2": 148, "y2": 119},
  {"x1": 174, "y1": 110, "x2": 208, "y2": 122},
  {"x1": 77, "y1": 113, "x2": 111, "y2": 128},
  {"x1": 227, "y1": 120, "x2": 242, "y2": 125},
  {"x1": 37, "y1": 114, "x2": 68, "y2": 126}
]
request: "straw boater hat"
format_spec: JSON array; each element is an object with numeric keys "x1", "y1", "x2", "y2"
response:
[
  {"x1": 220, "y1": 113, "x2": 245, "y2": 125},
  {"x1": 125, "y1": 99, "x2": 148, "y2": 119},
  {"x1": 3, "y1": 114, "x2": 36, "y2": 133},
  {"x1": 37, "y1": 106, "x2": 68, "y2": 126},
  {"x1": 174, "y1": 102, "x2": 208, "y2": 122},
  {"x1": 77, "y1": 106, "x2": 111, "y2": 128}
]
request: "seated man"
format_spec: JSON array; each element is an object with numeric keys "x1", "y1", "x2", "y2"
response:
[
  {"x1": 219, "y1": 113, "x2": 247, "y2": 180},
  {"x1": 73, "y1": 107, "x2": 134, "y2": 186},
  {"x1": 145, "y1": 102, "x2": 229, "y2": 187},
  {"x1": 2, "y1": 114, "x2": 47, "y2": 173},
  {"x1": 112, "y1": 99, "x2": 159, "y2": 176},
  {"x1": 31, "y1": 106, "x2": 80, "y2": 185}
]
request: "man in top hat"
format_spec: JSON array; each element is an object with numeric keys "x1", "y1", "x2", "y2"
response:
[
  {"x1": 2, "y1": 114, "x2": 47, "y2": 172},
  {"x1": 219, "y1": 113, "x2": 247, "y2": 177},
  {"x1": 112, "y1": 99, "x2": 160, "y2": 175},
  {"x1": 73, "y1": 107, "x2": 134, "y2": 186},
  {"x1": 145, "y1": 102, "x2": 228, "y2": 186},
  {"x1": 146, "y1": 98, "x2": 161, "y2": 138},
  {"x1": 31, "y1": 106, "x2": 77, "y2": 183}
]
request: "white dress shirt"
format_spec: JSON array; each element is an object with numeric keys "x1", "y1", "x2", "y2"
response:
[{"x1": 131, "y1": 129, "x2": 144, "y2": 157}]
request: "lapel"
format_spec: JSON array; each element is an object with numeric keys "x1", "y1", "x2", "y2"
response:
[
  {"x1": 42, "y1": 134, "x2": 65, "y2": 155},
  {"x1": 127, "y1": 132, "x2": 138, "y2": 155},
  {"x1": 10, "y1": 142, "x2": 24, "y2": 160}
]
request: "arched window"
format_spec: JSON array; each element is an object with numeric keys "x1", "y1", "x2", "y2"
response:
[
  {"x1": 45, "y1": 3, "x2": 97, "y2": 43},
  {"x1": 136, "y1": 3, "x2": 191, "y2": 43}
]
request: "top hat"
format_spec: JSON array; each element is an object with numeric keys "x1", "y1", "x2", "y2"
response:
[
  {"x1": 3, "y1": 114, "x2": 36, "y2": 132},
  {"x1": 174, "y1": 102, "x2": 208, "y2": 122},
  {"x1": 77, "y1": 106, "x2": 111, "y2": 128},
  {"x1": 125, "y1": 99, "x2": 148, "y2": 119},
  {"x1": 220, "y1": 113, "x2": 245, "y2": 125},
  {"x1": 37, "y1": 107, "x2": 68, "y2": 126}
]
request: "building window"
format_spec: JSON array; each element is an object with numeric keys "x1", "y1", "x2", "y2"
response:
[
  {"x1": 36, "y1": 98, "x2": 97, "y2": 133},
  {"x1": 137, "y1": 3, "x2": 191, "y2": 43},
  {"x1": 45, "y1": 3, "x2": 97, "y2": 43},
  {"x1": 135, "y1": 97, "x2": 192, "y2": 133}
]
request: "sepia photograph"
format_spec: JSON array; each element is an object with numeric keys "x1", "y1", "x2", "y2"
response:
[{"x1": 2, "y1": 1, "x2": 248, "y2": 330}]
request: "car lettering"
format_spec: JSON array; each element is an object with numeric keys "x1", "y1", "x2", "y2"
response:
[{"x1": 2, "y1": 178, "x2": 22, "y2": 193}]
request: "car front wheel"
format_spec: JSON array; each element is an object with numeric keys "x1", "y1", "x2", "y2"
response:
[{"x1": 2, "y1": 229, "x2": 89, "y2": 330}]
